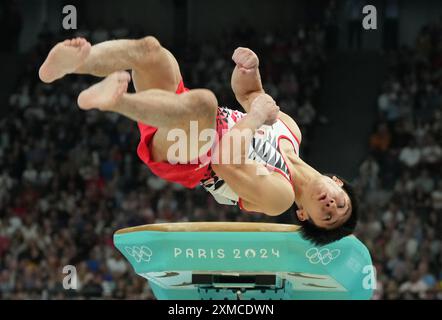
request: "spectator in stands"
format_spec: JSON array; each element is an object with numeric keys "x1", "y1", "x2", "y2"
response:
[
  {"x1": 399, "y1": 140, "x2": 421, "y2": 169},
  {"x1": 369, "y1": 123, "x2": 392, "y2": 155},
  {"x1": 431, "y1": 181, "x2": 442, "y2": 211}
]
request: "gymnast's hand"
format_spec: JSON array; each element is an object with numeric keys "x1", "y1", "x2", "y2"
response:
[
  {"x1": 232, "y1": 47, "x2": 259, "y2": 74},
  {"x1": 249, "y1": 93, "x2": 280, "y2": 126}
]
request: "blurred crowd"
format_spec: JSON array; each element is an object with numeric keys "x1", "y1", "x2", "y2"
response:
[
  {"x1": 0, "y1": 23, "x2": 326, "y2": 299},
  {"x1": 355, "y1": 19, "x2": 442, "y2": 299}
]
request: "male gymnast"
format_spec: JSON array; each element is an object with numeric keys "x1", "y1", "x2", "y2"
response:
[{"x1": 39, "y1": 36, "x2": 358, "y2": 245}]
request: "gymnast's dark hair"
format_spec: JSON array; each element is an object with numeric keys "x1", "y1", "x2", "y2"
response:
[{"x1": 297, "y1": 174, "x2": 359, "y2": 246}]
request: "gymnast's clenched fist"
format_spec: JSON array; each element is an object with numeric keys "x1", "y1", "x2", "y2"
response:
[{"x1": 232, "y1": 47, "x2": 259, "y2": 74}]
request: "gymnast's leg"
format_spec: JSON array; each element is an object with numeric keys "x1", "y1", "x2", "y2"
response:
[
  {"x1": 77, "y1": 71, "x2": 218, "y2": 163},
  {"x1": 38, "y1": 36, "x2": 181, "y2": 93},
  {"x1": 39, "y1": 36, "x2": 215, "y2": 163}
]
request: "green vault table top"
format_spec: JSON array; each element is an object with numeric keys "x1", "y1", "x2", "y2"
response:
[{"x1": 114, "y1": 222, "x2": 374, "y2": 300}]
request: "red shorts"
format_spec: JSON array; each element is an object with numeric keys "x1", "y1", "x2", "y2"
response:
[{"x1": 137, "y1": 80, "x2": 218, "y2": 189}]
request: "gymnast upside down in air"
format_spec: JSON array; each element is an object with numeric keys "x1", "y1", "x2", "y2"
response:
[{"x1": 39, "y1": 36, "x2": 358, "y2": 245}]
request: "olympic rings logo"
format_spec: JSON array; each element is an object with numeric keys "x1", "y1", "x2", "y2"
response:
[
  {"x1": 305, "y1": 247, "x2": 340, "y2": 266},
  {"x1": 124, "y1": 246, "x2": 153, "y2": 263}
]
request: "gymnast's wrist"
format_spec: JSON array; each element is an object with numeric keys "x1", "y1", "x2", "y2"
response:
[{"x1": 245, "y1": 111, "x2": 266, "y2": 129}]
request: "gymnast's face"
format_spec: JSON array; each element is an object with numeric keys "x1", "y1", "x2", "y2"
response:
[{"x1": 296, "y1": 175, "x2": 352, "y2": 229}]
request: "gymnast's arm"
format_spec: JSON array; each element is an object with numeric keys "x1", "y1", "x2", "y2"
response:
[
  {"x1": 231, "y1": 47, "x2": 303, "y2": 143},
  {"x1": 211, "y1": 94, "x2": 295, "y2": 216},
  {"x1": 231, "y1": 47, "x2": 265, "y2": 113}
]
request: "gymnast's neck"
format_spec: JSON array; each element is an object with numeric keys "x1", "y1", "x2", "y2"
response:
[{"x1": 285, "y1": 152, "x2": 322, "y2": 206}]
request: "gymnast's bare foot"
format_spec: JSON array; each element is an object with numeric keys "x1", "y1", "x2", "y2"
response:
[
  {"x1": 39, "y1": 38, "x2": 91, "y2": 83},
  {"x1": 77, "y1": 71, "x2": 131, "y2": 111}
]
